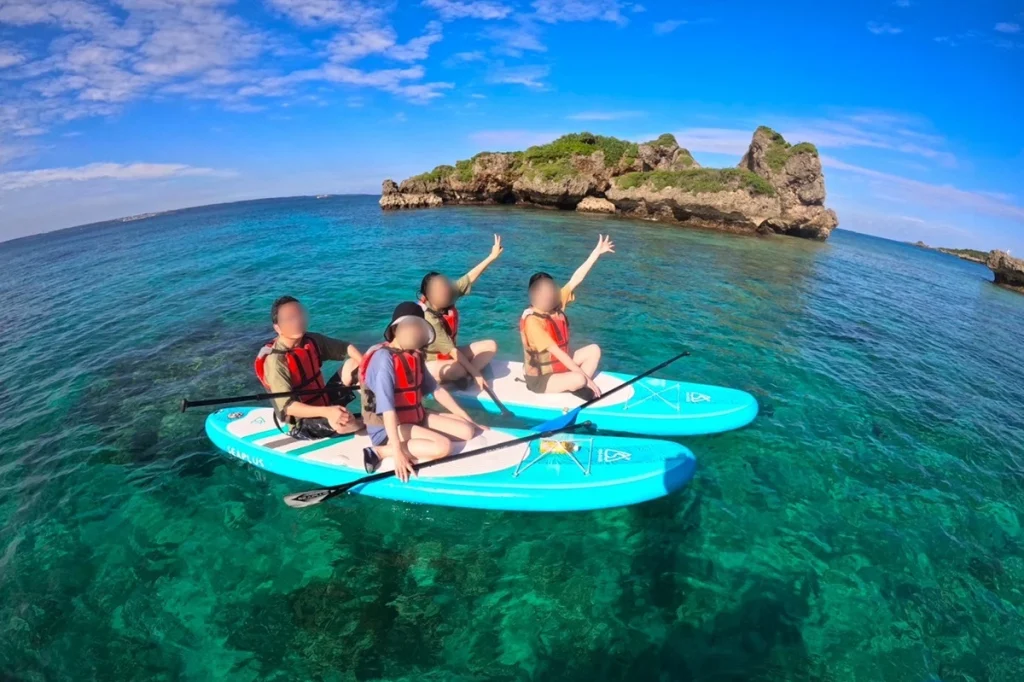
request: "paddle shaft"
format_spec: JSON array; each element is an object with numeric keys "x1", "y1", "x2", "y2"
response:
[
  {"x1": 580, "y1": 349, "x2": 690, "y2": 410},
  {"x1": 289, "y1": 420, "x2": 594, "y2": 506},
  {"x1": 181, "y1": 384, "x2": 353, "y2": 412},
  {"x1": 481, "y1": 382, "x2": 513, "y2": 416}
]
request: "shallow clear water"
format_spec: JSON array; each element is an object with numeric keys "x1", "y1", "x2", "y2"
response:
[{"x1": 1, "y1": 196, "x2": 1022, "y2": 681}]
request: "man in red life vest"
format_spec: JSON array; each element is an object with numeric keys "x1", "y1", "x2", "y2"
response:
[
  {"x1": 360, "y1": 302, "x2": 478, "y2": 482},
  {"x1": 419, "y1": 234, "x2": 503, "y2": 391},
  {"x1": 520, "y1": 235, "x2": 615, "y2": 399},
  {"x1": 255, "y1": 296, "x2": 363, "y2": 438}
]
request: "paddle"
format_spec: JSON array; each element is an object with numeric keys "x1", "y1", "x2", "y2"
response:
[
  {"x1": 529, "y1": 349, "x2": 691, "y2": 432},
  {"x1": 480, "y1": 382, "x2": 514, "y2": 417},
  {"x1": 283, "y1": 416, "x2": 595, "y2": 508},
  {"x1": 281, "y1": 350, "x2": 689, "y2": 508},
  {"x1": 180, "y1": 384, "x2": 354, "y2": 412}
]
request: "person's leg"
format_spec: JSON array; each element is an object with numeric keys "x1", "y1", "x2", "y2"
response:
[
  {"x1": 538, "y1": 371, "x2": 588, "y2": 394},
  {"x1": 463, "y1": 340, "x2": 498, "y2": 374},
  {"x1": 423, "y1": 411, "x2": 476, "y2": 442},
  {"x1": 340, "y1": 358, "x2": 360, "y2": 386},
  {"x1": 572, "y1": 344, "x2": 602, "y2": 378},
  {"x1": 374, "y1": 423, "x2": 453, "y2": 461},
  {"x1": 427, "y1": 358, "x2": 467, "y2": 383}
]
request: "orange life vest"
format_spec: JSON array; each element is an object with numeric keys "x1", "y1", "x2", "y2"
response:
[
  {"x1": 520, "y1": 308, "x2": 571, "y2": 375},
  {"x1": 254, "y1": 336, "x2": 330, "y2": 407},
  {"x1": 358, "y1": 344, "x2": 426, "y2": 425},
  {"x1": 422, "y1": 302, "x2": 460, "y2": 361}
]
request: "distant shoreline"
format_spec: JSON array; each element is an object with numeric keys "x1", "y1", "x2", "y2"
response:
[
  {"x1": 0, "y1": 194, "x2": 379, "y2": 247},
  {"x1": 909, "y1": 241, "x2": 988, "y2": 264}
]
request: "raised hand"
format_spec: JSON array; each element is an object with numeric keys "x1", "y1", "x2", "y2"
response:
[
  {"x1": 489, "y1": 234, "x2": 504, "y2": 260},
  {"x1": 593, "y1": 234, "x2": 615, "y2": 256}
]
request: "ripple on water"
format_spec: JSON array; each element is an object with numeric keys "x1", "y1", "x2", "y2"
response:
[{"x1": 0, "y1": 197, "x2": 1022, "y2": 681}]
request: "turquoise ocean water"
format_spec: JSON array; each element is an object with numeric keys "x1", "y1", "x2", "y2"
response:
[{"x1": 1, "y1": 195, "x2": 1022, "y2": 681}]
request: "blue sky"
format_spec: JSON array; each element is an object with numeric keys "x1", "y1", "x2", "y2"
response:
[{"x1": 1, "y1": 0, "x2": 1022, "y2": 250}]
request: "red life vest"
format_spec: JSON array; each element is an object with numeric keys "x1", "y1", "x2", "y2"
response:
[
  {"x1": 254, "y1": 336, "x2": 330, "y2": 407},
  {"x1": 358, "y1": 344, "x2": 426, "y2": 425},
  {"x1": 520, "y1": 308, "x2": 571, "y2": 375},
  {"x1": 422, "y1": 301, "x2": 460, "y2": 361}
]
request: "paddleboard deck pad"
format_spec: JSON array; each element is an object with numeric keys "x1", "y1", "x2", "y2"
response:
[
  {"x1": 451, "y1": 361, "x2": 758, "y2": 436},
  {"x1": 206, "y1": 407, "x2": 696, "y2": 512}
]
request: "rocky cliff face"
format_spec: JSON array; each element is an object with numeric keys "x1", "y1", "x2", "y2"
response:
[
  {"x1": 987, "y1": 250, "x2": 1024, "y2": 293},
  {"x1": 380, "y1": 128, "x2": 838, "y2": 240}
]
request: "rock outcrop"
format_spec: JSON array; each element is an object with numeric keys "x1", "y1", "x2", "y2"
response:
[
  {"x1": 987, "y1": 250, "x2": 1024, "y2": 293},
  {"x1": 380, "y1": 179, "x2": 443, "y2": 209},
  {"x1": 380, "y1": 128, "x2": 839, "y2": 240},
  {"x1": 576, "y1": 196, "x2": 616, "y2": 214}
]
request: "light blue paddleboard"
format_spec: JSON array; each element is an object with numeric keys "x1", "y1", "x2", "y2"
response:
[
  {"x1": 205, "y1": 406, "x2": 696, "y2": 512},
  {"x1": 451, "y1": 361, "x2": 758, "y2": 437}
]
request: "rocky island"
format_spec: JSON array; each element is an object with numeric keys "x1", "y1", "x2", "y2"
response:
[
  {"x1": 380, "y1": 127, "x2": 839, "y2": 240},
  {"x1": 986, "y1": 250, "x2": 1024, "y2": 294}
]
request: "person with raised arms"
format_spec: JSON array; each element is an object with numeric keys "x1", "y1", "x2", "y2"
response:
[
  {"x1": 419, "y1": 234, "x2": 503, "y2": 390},
  {"x1": 360, "y1": 302, "x2": 480, "y2": 482},
  {"x1": 519, "y1": 235, "x2": 616, "y2": 399},
  {"x1": 254, "y1": 296, "x2": 363, "y2": 439}
]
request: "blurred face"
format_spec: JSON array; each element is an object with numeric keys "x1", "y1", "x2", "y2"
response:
[
  {"x1": 394, "y1": 319, "x2": 430, "y2": 350},
  {"x1": 424, "y1": 275, "x2": 454, "y2": 309},
  {"x1": 529, "y1": 279, "x2": 559, "y2": 312},
  {"x1": 273, "y1": 302, "x2": 308, "y2": 339}
]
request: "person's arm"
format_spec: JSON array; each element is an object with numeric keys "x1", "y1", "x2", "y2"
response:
[
  {"x1": 433, "y1": 386, "x2": 477, "y2": 423},
  {"x1": 464, "y1": 234, "x2": 503, "y2": 285},
  {"x1": 563, "y1": 234, "x2": 615, "y2": 296},
  {"x1": 310, "y1": 333, "x2": 361, "y2": 363},
  {"x1": 423, "y1": 367, "x2": 476, "y2": 424},
  {"x1": 266, "y1": 354, "x2": 352, "y2": 427},
  {"x1": 449, "y1": 346, "x2": 488, "y2": 389}
]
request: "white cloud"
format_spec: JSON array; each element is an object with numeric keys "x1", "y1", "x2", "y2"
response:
[
  {"x1": 486, "y1": 63, "x2": 549, "y2": 88},
  {"x1": 446, "y1": 50, "x2": 486, "y2": 65},
  {"x1": 567, "y1": 110, "x2": 644, "y2": 121},
  {"x1": 484, "y1": 22, "x2": 547, "y2": 56},
  {"x1": 867, "y1": 22, "x2": 903, "y2": 35},
  {"x1": 893, "y1": 0, "x2": 912, "y2": 6},
  {"x1": 470, "y1": 93, "x2": 486, "y2": 98},
  {"x1": 653, "y1": 19, "x2": 686, "y2": 35},
  {"x1": 423, "y1": 0, "x2": 511, "y2": 21},
  {"x1": 0, "y1": 162, "x2": 227, "y2": 191},
  {"x1": 994, "y1": 22, "x2": 1021, "y2": 34},
  {"x1": 264, "y1": 0, "x2": 385, "y2": 28},
  {"x1": 0, "y1": 46, "x2": 26, "y2": 68},
  {"x1": 532, "y1": 0, "x2": 629, "y2": 25},
  {"x1": 820, "y1": 156, "x2": 1024, "y2": 221}
]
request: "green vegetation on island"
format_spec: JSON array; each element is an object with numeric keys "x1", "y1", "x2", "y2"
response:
[
  {"x1": 616, "y1": 169, "x2": 776, "y2": 196},
  {"x1": 382, "y1": 125, "x2": 838, "y2": 240},
  {"x1": 758, "y1": 126, "x2": 819, "y2": 171}
]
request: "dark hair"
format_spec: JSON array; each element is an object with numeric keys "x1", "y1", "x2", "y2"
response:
[
  {"x1": 419, "y1": 271, "x2": 443, "y2": 298},
  {"x1": 529, "y1": 272, "x2": 555, "y2": 290},
  {"x1": 271, "y1": 295, "x2": 300, "y2": 324}
]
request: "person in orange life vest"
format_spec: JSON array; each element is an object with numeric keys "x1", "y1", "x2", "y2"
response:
[
  {"x1": 519, "y1": 234, "x2": 615, "y2": 399},
  {"x1": 255, "y1": 296, "x2": 363, "y2": 436},
  {"x1": 360, "y1": 302, "x2": 479, "y2": 483},
  {"x1": 419, "y1": 234, "x2": 503, "y2": 391}
]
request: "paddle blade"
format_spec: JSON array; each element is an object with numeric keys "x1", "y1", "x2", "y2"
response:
[
  {"x1": 532, "y1": 407, "x2": 581, "y2": 433},
  {"x1": 283, "y1": 487, "x2": 340, "y2": 509}
]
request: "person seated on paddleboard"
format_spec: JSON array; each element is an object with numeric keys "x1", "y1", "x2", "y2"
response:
[
  {"x1": 255, "y1": 296, "x2": 363, "y2": 439},
  {"x1": 419, "y1": 234, "x2": 503, "y2": 390},
  {"x1": 360, "y1": 302, "x2": 480, "y2": 483},
  {"x1": 520, "y1": 234, "x2": 615, "y2": 400}
]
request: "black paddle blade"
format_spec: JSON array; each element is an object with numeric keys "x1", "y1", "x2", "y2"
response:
[{"x1": 283, "y1": 486, "x2": 347, "y2": 508}]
